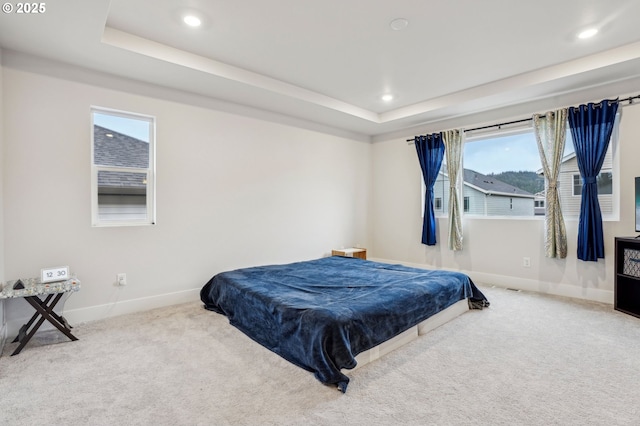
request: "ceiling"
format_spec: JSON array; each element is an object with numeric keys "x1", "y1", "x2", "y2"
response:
[{"x1": 1, "y1": 0, "x2": 640, "y2": 139}]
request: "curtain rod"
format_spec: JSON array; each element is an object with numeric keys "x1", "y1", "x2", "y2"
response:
[{"x1": 405, "y1": 94, "x2": 640, "y2": 143}]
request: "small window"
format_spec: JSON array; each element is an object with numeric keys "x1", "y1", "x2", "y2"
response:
[
  {"x1": 435, "y1": 197, "x2": 442, "y2": 210},
  {"x1": 572, "y1": 175, "x2": 580, "y2": 196},
  {"x1": 572, "y1": 172, "x2": 613, "y2": 196},
  {"x1": 464, "y1": 196, "x2": 470, "y2": 212},
  {"x1": 91, "y1": 108, "x2": 155, "y2": 226}
]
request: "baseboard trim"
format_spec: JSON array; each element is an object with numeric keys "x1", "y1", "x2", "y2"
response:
[
  {"x1": 0, "y1": 323, "x2": 7, "y2": 356},
  {"x1": 5, "y1": 288, "x2": 201, "y2": 336},
  {"x1": 64, "y1": 288, "x2": 202, "y2": 325},
  {"x1": 0, "y1": 300, "x2": 5, "y2": 356},
  {"x1": 370, "y1": 257, "x2": 614, "y2": 305}
]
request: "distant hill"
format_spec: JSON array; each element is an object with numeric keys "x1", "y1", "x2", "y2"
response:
[{"x1": 488, "y1": 171, "x2": 544, "y2": 195}]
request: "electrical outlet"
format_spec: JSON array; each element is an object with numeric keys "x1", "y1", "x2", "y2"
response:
[
  {"x1": 523, "y1": 257, "x2": 531, "y2": 268},
  {"x1": 117, "y1": 273, "x2": 127, "y2": 286}
]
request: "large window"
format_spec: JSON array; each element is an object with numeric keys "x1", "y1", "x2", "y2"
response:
[
  {"x1": 91, "y1": 108, "x2": 156, "y2": 226},
  {"x1": 421, "y1": 116, "x2": 619, "y2": 220},
  {"x1": 460, "y1": 124, "x2": 618, "y2": 219}
]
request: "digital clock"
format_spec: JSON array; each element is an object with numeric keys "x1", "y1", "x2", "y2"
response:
[{"x1": 41, "y1": 266, "x2": 70, "y2": 283}]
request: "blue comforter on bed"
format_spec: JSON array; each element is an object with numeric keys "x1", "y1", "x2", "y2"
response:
[{"x1": 200, "y1": 256, "x2": 488, "y2": 392}]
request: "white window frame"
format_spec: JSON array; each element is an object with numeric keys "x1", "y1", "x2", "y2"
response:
[
  {"x1": 604, "y1": 112, "x2": 620, "y2": 221},
  {"x1": 91, "y1": 107, "x2": 156, "y2": 227}
]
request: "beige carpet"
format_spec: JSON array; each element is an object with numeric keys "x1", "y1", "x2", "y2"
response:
[{"x1": 1, "y1": 286, "x2": 639, "y2": 425}]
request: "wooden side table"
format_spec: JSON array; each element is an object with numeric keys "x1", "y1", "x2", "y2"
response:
[{"x1": 331, "y1": 248, "x2": 367, "y2": 260}]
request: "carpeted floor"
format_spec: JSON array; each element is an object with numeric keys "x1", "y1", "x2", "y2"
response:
[{"x1": 1, "y1": 285, "x2": 639, "y2": 425}]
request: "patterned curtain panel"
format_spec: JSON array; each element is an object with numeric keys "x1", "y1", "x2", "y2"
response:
[
  {"x1": 567, "y1": 99, "x2": 619, "y2": 262},
  {"x1": 533, "y1": 109, "x2": 568, "y2": 259},
  {"x1": 415, "y1": 133, "x2": 445, "y2": 246},
  {"x1": 442, "y1": 130, "x2": 464, "y2": 251}
]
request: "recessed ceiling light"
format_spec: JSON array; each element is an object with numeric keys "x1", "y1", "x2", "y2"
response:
[
  {"x1": 183, "y1": 15, "x2": 202, "y2": 27},
  {"x1": 577, "y1": 28, "x2": 598, "y2": 39},
  {"x1": 389, "y1": 18, "x2": 409, "y2": 31},
  {"x1": 381, "y1": 94, "x2": 394, "y2": 102}
]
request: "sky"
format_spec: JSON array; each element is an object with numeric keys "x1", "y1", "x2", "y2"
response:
[
  {"x1": 93, "y1": 112, "x2": 150, "y2": 142},
  {"x1": 463, "y1": 131, "x2": 575, "y2": 175}
]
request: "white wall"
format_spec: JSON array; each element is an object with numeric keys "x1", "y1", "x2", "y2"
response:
[
  {"x1": 2, "y1": 48, "x2": 637, "y2": 340},
  {"x1": 1, "y1": 52, "x2": 371, "y2": 334},
  {"x1": 0, "y1": 48, "x2": 6, "y2": 348},
  {"x1": 371, "y1": 101, "x2": 640, "y2": 303}
]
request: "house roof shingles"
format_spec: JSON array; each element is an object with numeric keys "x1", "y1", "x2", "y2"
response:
[
  {"x1": 94, "y1": 125, "x2": 149, "y2": 192},
  {"x1": 463, "y1": 169, "x2": 534, "y2": 198},
  {"x1": 94, "y1": 125, "x2": 149, "y2": 168}
]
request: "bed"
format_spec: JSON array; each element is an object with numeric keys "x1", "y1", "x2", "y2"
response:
[{"x1": 200, "y1": 256, "x2": 489, "y2": 392}]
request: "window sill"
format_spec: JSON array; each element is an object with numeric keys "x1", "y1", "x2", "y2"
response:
[{"x1": 92, "y1": 221, "x2": 156, "y2": 228}]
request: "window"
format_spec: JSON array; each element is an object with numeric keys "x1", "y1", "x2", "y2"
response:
[
  {"x1": 419, "y1": 113, "x2": 619, "y2": 220},
  {"x1": 435, "y1": 197, "x2": 442, "y2": 210},
  {"x1": 461, "y1": 118, "x2": 619, "y2": 219},
  {"x1": 91, "y1": 108, "x2": 155, "y2": 226},
  {"x1": 572, "y1": 173, "x2": 613, "y2": 196}
]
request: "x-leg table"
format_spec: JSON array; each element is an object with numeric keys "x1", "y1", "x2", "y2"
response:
[
  {"x1": 11, "y1": 292, "x2": 78, "y2": 356},
  {"x1": 1, "y1": 278, "x2": 81, "y2": 356}
]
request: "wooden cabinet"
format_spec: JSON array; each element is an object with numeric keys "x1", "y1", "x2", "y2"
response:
[
  {"x1": 331, "y1": 248, "x2": 367, "y2": 260},
  {"x1": 615, "y1": 237, "x2": 640, "y2": 318}
]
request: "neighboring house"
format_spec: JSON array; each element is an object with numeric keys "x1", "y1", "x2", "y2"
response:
[
  {"x1": 433, "y1": 169, "x2": 535, "y2": 216},
  {"x1": 534, "y1": 191, "x2": 546, "y2": 216},
  {"x1": 537, "y1": 148, "x2": 613, "y2": 218},
  {"x1": 94, "y1": 125, "x2": 149, "y2": 221},
  {"x1": 557, "y1": 151, "x2": 613, "y2": 217}
]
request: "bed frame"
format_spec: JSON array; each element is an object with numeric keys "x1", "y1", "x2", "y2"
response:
[{"x1": 349, "y1": 299, "x2": 469, "y2": 370}]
